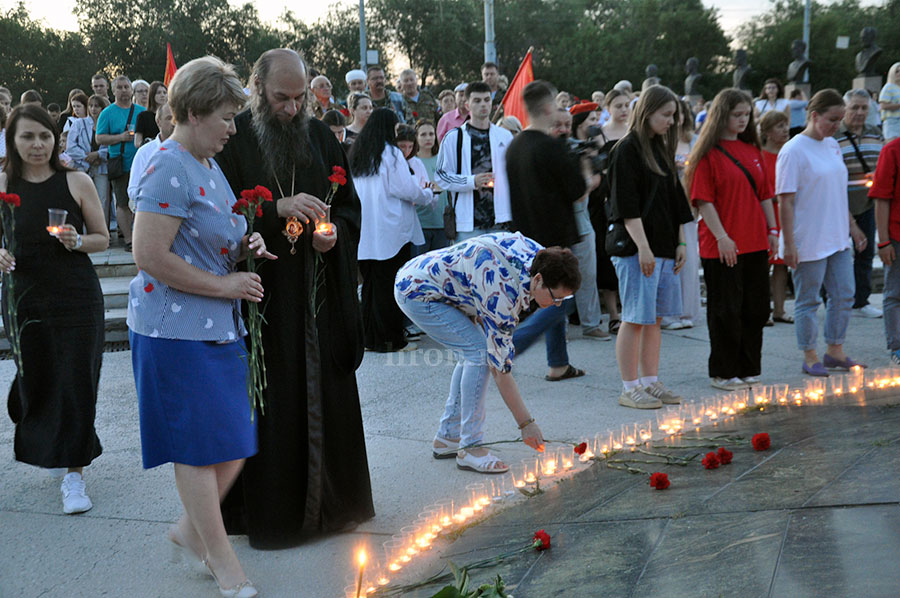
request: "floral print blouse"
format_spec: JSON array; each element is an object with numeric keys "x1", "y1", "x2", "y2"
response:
[{"x1": 395, "y1": 232, "x2": 542, "y2": 372}]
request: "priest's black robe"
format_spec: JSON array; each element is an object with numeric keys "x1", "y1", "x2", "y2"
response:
[{"x1": 216, "y1": 111, "x2": 374, "y2": 549}]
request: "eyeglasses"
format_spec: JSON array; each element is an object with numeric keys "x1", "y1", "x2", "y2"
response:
[{"x1": 545, "y1": 284, "x2": 573, "y2": 306}]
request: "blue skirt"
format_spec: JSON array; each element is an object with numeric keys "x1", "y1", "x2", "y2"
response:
[{"x1": 130, "y1": 331, "x2": 258, "y2": 469}]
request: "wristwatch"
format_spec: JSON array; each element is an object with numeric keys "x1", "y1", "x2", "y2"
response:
[{"x1": 73, "y1": 234, "x2": 83, "y2": 250}]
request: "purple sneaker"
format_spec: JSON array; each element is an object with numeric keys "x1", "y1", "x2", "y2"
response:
[
  {"x1": 802, "y1": 361, "x2": 829, "y2": 377},
  {"x1": 822, "y1": 354, "x2": 868, "y2": 370}
]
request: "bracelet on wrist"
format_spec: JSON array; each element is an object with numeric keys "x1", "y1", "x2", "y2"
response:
[
  {"x1": 677, "y1": 242, "x2": 686, "y2": 247},
  {"x1": 517, "y1": 417, "x2": 535, "y2": 430},
  {"x1": 768, "y1": 228, "x2": 779, "y2": 236},
  {"x1": 878, "y1": 241, "x2": 892, "y2": 249},
  {"x1": 715, "y1": 234, "x2": 728, "y2": 242}
]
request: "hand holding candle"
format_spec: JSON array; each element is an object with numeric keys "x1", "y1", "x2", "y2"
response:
[{"x1": 47, "y1": 208, "x2": 68, "y2": 237}]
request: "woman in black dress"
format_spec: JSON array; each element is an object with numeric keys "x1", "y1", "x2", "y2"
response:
[
  {"x1": 134, "y1": 80, "x2": 166, "y2": 148},
  {"x1": 0, "y1": 105, "x2": 109, "y2": 514}
]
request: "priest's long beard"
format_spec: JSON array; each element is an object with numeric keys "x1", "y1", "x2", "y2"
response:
[{"x1": 250, "y1": 97, "x2": 313, "y2": 182}]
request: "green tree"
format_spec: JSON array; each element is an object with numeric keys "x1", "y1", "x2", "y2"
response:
[
  {"x1": 74, "y1": 0, "x2": 279, "y2": 82},
  {"x1": 0, "y1": 2, "x2": 96, "y2": 104},
  {"x1": 367, "y1": 0, "x2": 482, "y2": 89},
  {"x1": 736, "y1": 0, "x2": 898, "y2": 94}
]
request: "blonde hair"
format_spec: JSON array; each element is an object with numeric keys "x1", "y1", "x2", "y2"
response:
[
  {"x1": 888, "y1": 62, "x2": 900, "y2": 85},
  {"x1": 758, "y1": 109, "x2": 789, "y2": 144},
  {"x1": 626, "y1": 85, "x2": 680, "y2": 176},
  {"x1": 167, "y1": 56, "x2": 246, "y2": 124},
  {"x1": 685, "y1": 88, "x2": 758, "y2": 189}
]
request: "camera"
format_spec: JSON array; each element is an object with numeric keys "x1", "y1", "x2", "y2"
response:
[{"x1": 566, "y1": 125, "x2": 609, "y2": 174}]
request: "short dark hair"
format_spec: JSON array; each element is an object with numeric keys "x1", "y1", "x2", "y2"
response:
[
  {"x1": 465, "y1": 81, "x2": 491, "y2": 99},
  {"x1": 47, "y1": 103, "x2": 61, "y2": 112},
  {"x1": 322, "y1": 109, "x2": 346, "y2": 127},
  {"x1": 530, "y1": 247, "x2": 581, "y2": 291},
  {"x1": 366, "y1": 65, "x2": 385, "y2": 76},
  {"x1": 522, "y1": 80, "x2": 557, "y2": 117},
  {"x1": 481, "y1": 62, "x2": 499, "y2": 72}
]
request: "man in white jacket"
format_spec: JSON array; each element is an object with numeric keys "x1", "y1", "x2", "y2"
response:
[{"x1": 436, "y1": 81, "x2": 513, "y2": 241}]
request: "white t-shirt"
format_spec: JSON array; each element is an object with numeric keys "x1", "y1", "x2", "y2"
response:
[
  {"x1": 775, "y1": 134, "x2": 850, "y2": 262},
  {"x1": 755, "y1": 98, "x2": 789, "y2": 116}
]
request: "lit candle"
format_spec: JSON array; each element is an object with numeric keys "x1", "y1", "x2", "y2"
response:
[
  {"x1": 563, "y1": 459, "x2": 573, "y2": 469},
  {"x1": 378, "y1": 577, "x2": 389, "y2": 586},
  {"x1": 355, "y1": 549, "x2": 367, "y2": 598},
  {"x1": 389, "y1": 562, "x2": 401, "y2": 572},
  {"x1": 316, "y1": 221, "x2": 336, "y2": 235}
]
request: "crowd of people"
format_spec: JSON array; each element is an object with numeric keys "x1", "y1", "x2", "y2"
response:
[{"x1": 3, "y1": 48, "x2": 900, "y2": 597}]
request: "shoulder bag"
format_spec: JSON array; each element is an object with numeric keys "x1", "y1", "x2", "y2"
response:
[
  {"x1": 107, "y1": 104, "x2": 136, "y2": 180},
  {"x1": 604, "y1": 152, "x2": 661, "y2": 257},
  {"x1": 442, "y1": 125, "x2": 465, "y2": 241}
]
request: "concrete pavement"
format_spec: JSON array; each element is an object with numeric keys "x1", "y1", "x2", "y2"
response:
[{"x1": 0, "y1": 294, "x2": 891, "y2": 597}]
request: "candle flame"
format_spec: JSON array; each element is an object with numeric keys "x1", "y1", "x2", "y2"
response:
[{"x1": 357, "y1": 549, "x2": 367, "y2": 567}]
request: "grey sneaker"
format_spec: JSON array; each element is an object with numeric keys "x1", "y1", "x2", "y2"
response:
[
  {"x1": 61, "y1": 472, "x2": 92, "y2": 514},
  {"x1": 618, "y1": 387, "x2": 663, "y2": 409},
  {"x1": 644, "y1": 381, "x2": 683, "y2": 404},
  {"x1": 583, "y1": 327, "x2": 612, "y2": 341}
]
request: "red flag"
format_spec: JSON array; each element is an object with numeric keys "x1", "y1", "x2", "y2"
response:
[
  {"x1": 164, "y1": 43, "x2": 177, "y2": 86},
  {"x1": 501, "y1": 47, "x2": 534, "y2": 128}
]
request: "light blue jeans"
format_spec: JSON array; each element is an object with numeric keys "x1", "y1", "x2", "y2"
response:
[
  {"x1": 883, "y1": 240, "x2": 900, "y2": 351},
  {"x1": 792, "y1": 249, "x2": 854, "y2": 351},
  {"x1": 395, "y1": 291, "x2": 490, "y2": 447}
]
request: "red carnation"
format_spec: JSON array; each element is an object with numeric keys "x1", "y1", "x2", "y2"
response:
[
  {"x1": 232, "y1": 198, "x2": 249, "y2": 214},
  {"x1": 573, "y1": 442, "x2": 587, "y2": 455},
  {"x1": 702, "y1": 452, "x2": 720, "y2": 469},
  {"x1": 253, "y1": 185, "x2": 273, "y2": 201},
  {"x1": 752, "y1": 433, "x2": 771, "y2": 451},
  {"x1": 412, "y1": 111, "x2": 419, "y2": 118},
  {"x1": 649, "y1": 472, "x2": 670, "y2": 490},
  {"x1": 328, "y1": 165, "x2": 348, "y2": 186},
  {"x1": 255, "y1": 206, "x2": 263, "y2": 218},
  {"x1": 717, "y1": 447, "x2": 733, "y2": 465},
  {"x1": 532, "y1": 530, "x2": 551, "y2": 551},
  {"x1": 0, "y1": 192, "x2": 21, "y2": 207}
]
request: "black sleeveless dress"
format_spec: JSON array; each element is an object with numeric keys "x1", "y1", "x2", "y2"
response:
[{"x1": 4, "y1": 171, "x2": 104, "y2": 468}]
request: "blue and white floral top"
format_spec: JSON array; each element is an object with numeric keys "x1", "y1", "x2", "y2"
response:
[
  {"x1": 395, "y1": 232, "x2": 542, "y2": 373},
  {"x1": 126, "y1": 138, "x2": 248, "y2": 342}
]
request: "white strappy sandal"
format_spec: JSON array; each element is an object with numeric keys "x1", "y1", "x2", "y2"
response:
[
  {"x1": 433, "y1": 435, "x2": 460, "y2": 459},
  {"x1": 456, "y1": 450, "x2": 509, "y2": 474}
]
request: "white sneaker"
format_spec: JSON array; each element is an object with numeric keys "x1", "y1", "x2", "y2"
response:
[
  {"x1": 711, "y1": 377, "x2": 750, "y2": 391},
  {"x1": 61, "y1": 472, "x2": 92, "y2": 514},
  {"x1": 854, "y1": 305, "x2": 883, "y2": 318},
  {"x1": 661, "y1": 319, "x2": 687, "y2": 330},
  {"x1": 742, "y1": 376, "x2": 761, "y2": 386}
]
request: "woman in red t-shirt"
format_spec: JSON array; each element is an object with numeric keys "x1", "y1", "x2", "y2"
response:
[
  {"x1": 759, "y1": 110, "x2": 792, "y2": 324},
  {"x1": 684, "y1": 89, "x2": 779, "y2": 391}
]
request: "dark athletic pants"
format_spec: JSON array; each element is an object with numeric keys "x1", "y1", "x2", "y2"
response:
[
  {"x1": 360, "y1": 243, "x2": 412, "y2": 352},
  {"x1": 702, "y1": 250, "x2": 770, "y2": 379}
]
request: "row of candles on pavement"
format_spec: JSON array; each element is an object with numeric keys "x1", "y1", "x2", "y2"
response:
[{"x1": 344, "y1": 364, "x2": 900, "y2": 597}]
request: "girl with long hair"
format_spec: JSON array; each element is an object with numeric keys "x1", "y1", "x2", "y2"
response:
[
  {"x1": 777, "y1": 89, "x2": 868, "y2": 375},
  {"x1": 661, "y1": 99, "x2": 701, "y2": 330},
  {"x1": 685, "y1": 89, "x2": 779, "y2": 390},
  {"x1": 607, "y1": 85, "x2": 694, "y2": 409},
  {"x1": 880, "y1": 62, "x2": 900, "y2": 141},
  {"x1": 759, "y1": 109, "x2": 792, "y2": 324},
  {"x1": 413, "y1": 119, "x2": 448, "y2": 254},
  {"x1": 349, "y1": 108, "x2": 434, "y2": 352},
  {"x1": 754, "y1": 78, "x2": 789, "y2": 119}
]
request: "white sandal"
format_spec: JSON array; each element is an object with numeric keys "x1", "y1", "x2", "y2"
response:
[
  {"x1": 433, "y1": 435, "x2": 460, "y2": 459},
  {"x1": 456, "y1": 450, "x2": 509, "y2": 474}
]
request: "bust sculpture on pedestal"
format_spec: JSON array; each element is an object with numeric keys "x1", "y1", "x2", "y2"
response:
[
  {"x1": 733, "y1": 49, "x2": 751, "y2": 90},
  {"x1": 787, "y1": 39, "x2": 811, "y2": 83},
  {"x1": 855, "y1": 27, "x2": 882, "y2": 76},
  {"x1": 642, "y1": 64, "x2": 661, "y2": 91},
  {"x1": 684, "y1": 57, "x2": 702, "y2": 96}
]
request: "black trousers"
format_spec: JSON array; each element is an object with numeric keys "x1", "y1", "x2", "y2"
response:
[
  {"x1": 702, "y1": 250, "x2": 770, "y2": 379},
  {"x1": 359, "y1": 243, "x2": 412, "y2": 352}
]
